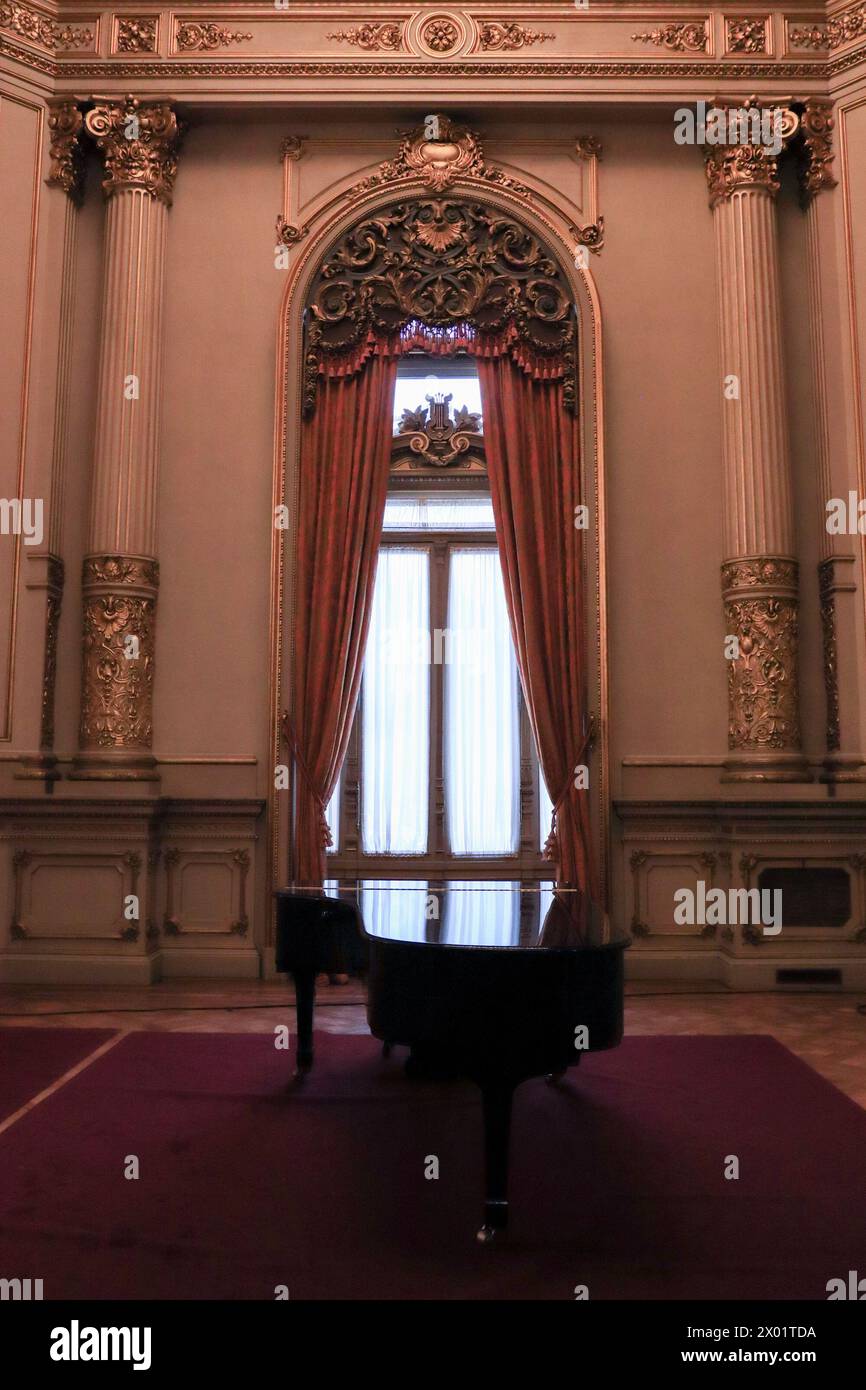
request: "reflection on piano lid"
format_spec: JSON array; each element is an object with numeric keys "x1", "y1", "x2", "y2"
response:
[{"x1": 305, "y1": 881, "x2": 626, "y2": 952}]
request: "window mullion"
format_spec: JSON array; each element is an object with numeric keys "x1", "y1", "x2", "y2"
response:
[{"x1": 431, "y1": 539, "x2": 448, "y2": 857}]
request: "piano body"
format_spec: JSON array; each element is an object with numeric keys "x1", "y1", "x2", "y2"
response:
[{"x1": 275, "y1": 884, "x2": 627, "y2": 1241}]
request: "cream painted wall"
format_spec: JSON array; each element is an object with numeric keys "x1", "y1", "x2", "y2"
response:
[
  {"x1": 590, "y1": 115, "x2": 727, "y2": 792},
  {"x1": 149, "y1": 110, "x2": 729, "y2": 804},
  {"x1": 158, "y1": 118, "x2": 284, "y2": 791}
]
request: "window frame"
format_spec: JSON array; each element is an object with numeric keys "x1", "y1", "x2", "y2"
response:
[{"x1": 328, "y1": 521, "x2": 549, "y2": 884}]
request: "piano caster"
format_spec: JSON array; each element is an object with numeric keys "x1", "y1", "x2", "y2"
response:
[
  {"x1": 292, "y1": 1054, "x2": 313, "y2": 1083},
  {"x1": 476, "y1": 1201, "x2": 508, "y2": 1245}
]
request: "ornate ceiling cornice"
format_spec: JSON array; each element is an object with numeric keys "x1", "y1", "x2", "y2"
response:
[
  {"x1": 0, "y1": 48, "x2": 832, "y2": 82},
  {"x1": 4, "y1": 4, "x2": 866, "y2": 85}
]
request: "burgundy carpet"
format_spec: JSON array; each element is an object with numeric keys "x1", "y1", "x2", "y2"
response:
[
  {"x1": 0, "y1": 1027, "x2": 116, "y2": 1122},
  {"x1": 0, "y1": 1030, "x2": 863, "y2": 1300}
]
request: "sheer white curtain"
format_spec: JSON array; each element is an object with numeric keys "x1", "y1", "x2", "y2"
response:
[
  {"x1": 362, "y1": 880, "x2": 428, "y2": 941},
  {"x1": 362, "y1": 548, "x2": 430, "y2": 854},
  {"x1": 538, "y1": 880, "x2": 554, "y2": 929},
  {"x1": 325, "y1": 772, "x2": 340, "y2": 854},
  {"x1": 383, "y1": 497, "x2": 495, "y2": 531},
  {"x1": 538, "y1": 763, "x2": 553, "y2": 852},
  {"x1": 443, "y1": 881, "x2": 520, "y2": 945},
  {"x1": 445, "y1": 550, "x2": 519, "y2": 855}
]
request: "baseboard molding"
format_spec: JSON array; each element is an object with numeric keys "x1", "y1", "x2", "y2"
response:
[
  {"x1": 0, "y1": 952, "x2": 161, "y2": 986},
  {"x1": 719, "y1": 953, "x2": 866, "y2": 991},
  {"x1": 625, "y1": 951, "x2": 725, "y2": 983},
  {"x1": 626, "y1": 947, "x2": 866, "y2": 991},
  {"x1": 156, "y1": 948, "x2": 262, "y2": 980}
]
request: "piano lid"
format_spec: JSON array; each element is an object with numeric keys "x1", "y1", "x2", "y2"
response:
[{"x1": 300, "y1": 881, "x2": 629, "y2": 952}]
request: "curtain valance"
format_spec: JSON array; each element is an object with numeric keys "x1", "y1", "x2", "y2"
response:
[{"x1": 302, "y1": 198, "x2": 577, "y2": 413}]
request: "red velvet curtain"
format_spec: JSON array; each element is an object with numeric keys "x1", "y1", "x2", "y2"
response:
[
  {"x1": 289, "y1": 350, "x2": 398, "y2": 887},
  {"x1": 477, "y1": 352, "x2": 596, "y2": 897}
]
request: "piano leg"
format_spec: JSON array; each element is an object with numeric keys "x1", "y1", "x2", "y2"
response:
[
  {"x1": 291, "y1": 967, "x2": 316, "y2": 1078},
  {"x1": 477, "y1": 1078, "x2": 516, "y2": 1244}
]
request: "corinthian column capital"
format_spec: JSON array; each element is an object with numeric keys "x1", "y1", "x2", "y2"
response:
[
  {"x1": 84, "y1": 95, "x2": 181, "y2": 205},
  {"x1": 798, "y1": 99, "x2": 838, "y2": 206},
  {"x1": 702, "y1": 99, "x2": 799, "y2": 207},
  {"x1": 46, "y1": 100, "x2": 86, "y2": 203}
]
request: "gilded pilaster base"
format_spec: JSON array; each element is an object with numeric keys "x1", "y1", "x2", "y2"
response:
[
  {"x1": 721, "y1": 557, "x2": 811, "y2": 783},
  {"x1": 16, "y1": 557, "x2": 64, "y2": 782},
  {"x1": 69, "y1": 555, "x2": 160, "y2": 782},
  {"x1": 818, "y1": 556, "x2": 866, "y2": 783}
]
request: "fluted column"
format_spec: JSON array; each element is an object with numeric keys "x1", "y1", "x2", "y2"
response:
[
  {"x1": 706, "y1": 103, "x2": 811, "y2": 782},
  {"x1": 71, "y1": 98, "x2": 180, "y2": 781},
  {"x1": 798, "y1": 101, "x2": 866, "y2": 782}
]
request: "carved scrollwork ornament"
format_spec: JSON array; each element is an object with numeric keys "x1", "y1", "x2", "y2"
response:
[
  {"x1": 304, "y1": 193, "x2": 577, "y2": 414},
  {"x1": 396, "y1": 395, "x2": 484, "y2": 469},
  {"x1": 726, "y1": 19, "x2": 767, "y2": 54},
  {"x1": 478, "y1": 22, "x2": 554, "y2": 51},
  {"x1": 116, "y1": 18, "x2": 157, "y2": 53},
  {"x1": 84, "y1": 96, "x2": 181, "y2": 205},
  {"x1": 0, "y1": 1, "x2": 92, "y2": 49},
  {"x1": 176, "y1": 23, "x2": 252, "y2": 52},
  {"x1": 632, "y1": 23, "x2": 708, "y2": 52},
  {"x1": 797, "y1": 99, "x2": 838, "y2": 205},
  {"x1": 78, "y1": 555, "x2": 158, "y2": 753},
  {"x1": 791, "y1": 6, "x2": 866, "y2": 51},
  {"x1": 46, "y1": 101, "x2": 86, "y2": 203},
  {"x1": 327, "y1": 23, "x2": 403, "y2": 51},
  {"x1": 276, "y1": 214, "x2": 309, "y2": 247},
  {"x1": 346, "y1": 115, "x2": 531, "y2": 199},
  {"x1": 722, "y1": 558, "x2": 802, "y2": 753}
]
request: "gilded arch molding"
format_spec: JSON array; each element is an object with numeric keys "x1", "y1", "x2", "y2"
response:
[{"x1": 267, "y1": 118, "x2": 610, "y2": 931}]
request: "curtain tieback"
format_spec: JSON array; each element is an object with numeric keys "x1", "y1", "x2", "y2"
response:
[
  {"x1": 543, "y1": 715, "x2": 596, "y2": 863},
  {"x1": 280, "y1": 710, "x2": 333, "y2": 850}
]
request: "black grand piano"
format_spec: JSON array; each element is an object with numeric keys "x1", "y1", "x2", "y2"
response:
[{"x1": 275, "y1": 883, "x2": 627, "y2": 1241}]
